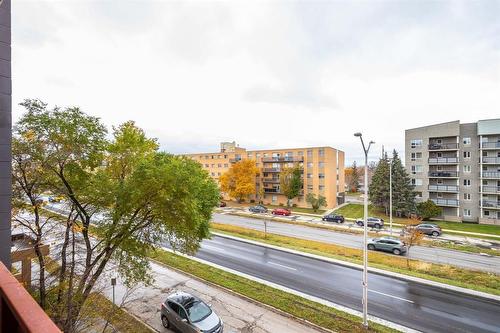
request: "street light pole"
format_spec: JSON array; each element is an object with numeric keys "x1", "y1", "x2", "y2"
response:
[
  {"x1": 354, "y1": 132, "x2": 374, "y2": 328},
  {"x1": 389, "y1": 159, "x2": 393, "y2": 236}
]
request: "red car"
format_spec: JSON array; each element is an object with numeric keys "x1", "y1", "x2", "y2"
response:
[
  {"x1": 219, "y1": 201, "x2": 227, "y2": 207},
  {"x1": 272, "y1": 208, "x2": 291, "y2": 216}
]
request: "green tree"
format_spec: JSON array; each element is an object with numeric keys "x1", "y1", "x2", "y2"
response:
[
  {"x1": 348, "y1": 161, "x2": 360, "y2": 192},
  {"x1": 369, "y1": 154, "x2": 390, "y2": 214},
  {"x1": 305, "y1": 193, "x2": 327, "y2": 212},
  {"x1": 417, "y1": 200, "x2": 442, "y2": 220},
  {"x1": 390, "y1": 150, "x2": 416, "y2": 216},
  {"x1": 279, "y1": 166, "x2": 303, "y2": 207},
  {"x1": 15, "y1": 99, "x2": 219, "y2": 332}
]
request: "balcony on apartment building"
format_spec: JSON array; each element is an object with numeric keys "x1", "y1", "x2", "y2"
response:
[
  {"x1": 428, "y1": 143, "x2": 459, "y2": 151},
  {"x1": 428, "y1": 171, "x2": 459, "y2": 178},
  {"x1": 263, "y1": 168, "x2": 281, "y2": 173},
  {"x1": 480, "y1": 142, "x2": 500, "y2": 149},
  {"x1": 430, "y1": 198, "x2": 460, "y2": 207},
  {"x1": 0, "y1": 262, "x2": 61, "y2": 333},
  {"x1": 481, "y1": 200, "x2": 500, "y2": 209},
  {"x1": 482, "y1": 157, "x2": 500, "y2": 164},
  {"x1": 228, "y1": 157, "x2": 242, "y2": 163},
  {"x1": 262, "y1": 177, "x2": 280, "y2": 184},
  {"x1": 428, "y1": 185, "x2": 459, "y2": 192},
  {"x1": 481, "y1": 172, "x2": 500, "y2": 179},
  {"x1": 428, "y1": 157, "x2": 459, "y2": 164},
  {"x1": 261, "y1": 156, "x2": 304, "y2": 163},
  {"x1": 482, "y1": 186, "x2": 500, "y2": 194}
]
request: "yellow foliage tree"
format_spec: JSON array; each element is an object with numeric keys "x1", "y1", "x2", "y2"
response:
[{"x1": 219, "y1": 159, "x2": 259, "y2": 203}]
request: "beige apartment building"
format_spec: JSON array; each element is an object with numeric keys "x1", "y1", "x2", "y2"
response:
[
  {"x1": 405, "y1": 119, "x2": 500, "y2": 225},
  {"x1": 184, "y1": 142, "x2": 345, "y2": 209}
]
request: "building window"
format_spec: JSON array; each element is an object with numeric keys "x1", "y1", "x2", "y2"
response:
[
  {"x1": 463, "y1": 165, "x2": 471, "y2": 173},
  {"x1": 211, "y1": 164, "x2": 215, "y2": 167},
  {"x1": 319, "y1": 149, "x2": 325, "y2": 157},
  {"x1": 272, "y1": 195, "x2": 277, "y2": 203},
  {"x1": 415, "y1": 192, "x2": 422, "y2": 198},
  {"x1": 247, "y1": 153, "x2": 253, "y2": 158},
  {"x1": 463, "y1": 193, "x2": 471, "y2": 200},
  {"x1": 411, "y1": 165, "x2": 422, "y2": 174},
  {"x1": 463, "y1": 209, "x2": 471, "y2": 217},
  {"x1": 484, "y1": 210, "x2": 490, "y2": 216},
  {"x1": 463, "y1": 137, "x2": 471, "y2": 145},
  {"x1": 263, "y1": 153, "x2": 268, "y2": 157},
  {"x1": 211, "y1": 155, "x2": 215, "y2": 159},
  {"x1": 463, "y1": 179, "x2": 471, "y2": 187},
  {"x1": 256, "y1": 163, "x2": 260, "y2": 167},
  {"x1": 307, "y1": 162, "x2": 313, "y2": 168},
  {"x1": 437, "y1": 193, "x2": 443, "y2": 198},
  {"x1": 307, "y1": 173, "x2": 312, "y2": 178},
  {"x1": 410, "y1": 139, "x2": 422, "y2": 148},
  {"x1": 319, "y1": 185, "x2": 325, "y2": 191},
  {"x1": 211, "y1": 172, "x2": 215, "y2": 176},
  {"x1": 319, "y1": 162, "x2": 325, "y2": 168},
  {"x1": 256, "y1": 153, "x2": 260, "y2": 158},
  {"x1": 217, "y1": 172, "x2": 221, "y2": 176},
  {"x1": 218, "y1": 163, "x2": 222, "y2": 168},
  {"x1": 223, "y1": 154, "x2": 227, "y2": 158},
  {"x1": 224, "y1": 163, "x2": 228, "y2": 167},
  {"x1": 411, "y1": 178, "x2": 422, "y2": 186},
  {"x1": 411, "y1": 152, "x2": 422, "y2": 161},
  {"x1": 205, "y1": 164, "x2": 209, "y2": 167},
  {"x1": 318, "y1": 173, "x2": 325, "y2": 179},
  {"x1": 307, "y1": 184, "x2": 313, "y2": 190},
  {"x1": 463, "y1": 151, "x2": 471, "y2": 159},
  {"x1": 307, "y1": 150, "x2": 313, "y2": 157},
  {"x1": 298, "y1": 151, "x2": 304, "y2": 156}
]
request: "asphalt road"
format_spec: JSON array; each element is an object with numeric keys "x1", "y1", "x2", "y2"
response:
[
  {"x1": 194, "y1": 235, "x2": 500, "y2": 333},
  {"x1": 212, "y1": 213, "x2": 500, "y2": 274}
]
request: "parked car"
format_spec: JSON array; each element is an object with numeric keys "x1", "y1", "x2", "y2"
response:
[
  {"x1": 272, "y1": 208, "x2": 291, "y2": 216},
  {"x1": 415, "y1": 223, "x2": 442, "y2": 236},
  {"x1": 219, "y1": 201, "x2": 227, "y2": 207},
  {"x1": 322, "y1": 214, "x2": 345, "y2": 223},
  {"x1": 161, "y1": 291, "x2": 223, "y2": 333},
  {"x1": 355, "y1": 217, "x2": 384, "y2": 229},
  {"x1": 49, "y1": 195, "x2": 64, "y2": 203},
  {"x1": 367, "y1": 237, "x2": 407, "y2": 255},
  {"x1": 249, "y1": 205, "x2": 267, "y2": 213}
]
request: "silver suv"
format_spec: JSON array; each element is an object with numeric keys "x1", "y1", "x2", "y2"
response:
[
  {"x1": 355, "y1": 217, "x2": 384, "y2": 229},
  {"x1": 161, "y1": 291, "x2": 223, "y2": 333}
]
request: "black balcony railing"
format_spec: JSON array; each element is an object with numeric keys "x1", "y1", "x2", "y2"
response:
[
  {"x1": 428, "y1": 185, "x2": 459, "y2": 192},
  {"x1": 428, "y1": 171, "x2": 459, "y2": 178},
  {"x1": 431, "y1": 198, "x2": 459, "y2": 207},
  {"x1": 264, "y1": 188, "x2": 280, "y2": 193},
  {"x1": 428, "y1": 157, "x2": 458, "y2": 164},
  {"x1": 428, "y1": 143, "x2": 459, "y2": 150},
  {"x1": 261, "y1": 156, "x2": 304, "y2": 163},
  {"x1": 262, "y1": 178, "x2": 280, "y2": 184},
  {"x1": 482, "y1": 186, "x2": 500, "y2": 194},
  {"x1": 229, "y1": 158, "x2": 242, "y2": 163},
  {"x1": 481, "y1": 142, "x2": 500, "y2": 149},
  {"x1": 263, "y1": 168, "x2": 281, "y2": 173},
  {"x1": 481, "y1": 172, "x2": 500, "y2": 178}
]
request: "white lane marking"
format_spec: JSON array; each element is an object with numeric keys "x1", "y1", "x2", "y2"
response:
[
  {"x1": 369, "y1": 290, "x2": 414, "y2": 304},
  {"x1": 268, "y1": 261, "x2": 297, "y2": 271},
  {"x1": 202, "y1": 244, "x2": 227, "y2": 253}
]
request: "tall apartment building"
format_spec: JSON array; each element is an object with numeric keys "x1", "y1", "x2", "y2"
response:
[
  {"x1": 405, "y1": 119, "x2": 500, "y2": 225},
  {"x1": 184, "y1": 142, "x2": 345, "y2": 209}
]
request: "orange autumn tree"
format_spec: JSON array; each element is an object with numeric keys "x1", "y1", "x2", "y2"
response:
[{"x1": 220, "y1": 159, "x2": 259, "y2": 202}]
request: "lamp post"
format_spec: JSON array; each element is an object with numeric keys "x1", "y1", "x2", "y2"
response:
[
  {"x1": 354, "y1": 132, "x2": 374, "y2": 328},
  {"x1": 389, "y1": 158, "x2": 393, "y2": 236}
]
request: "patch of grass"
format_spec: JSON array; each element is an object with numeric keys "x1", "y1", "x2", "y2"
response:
[
  {"x1": 335, "y1": 204, "x2": 500, "y2": 237},
  {"x1": 430, "y1": 241, "x2": 500, "y2": 257},
  {"x1": 211, "y1": 223, "x2": 500, "y2": 296},
  {"x1": 148, "y1": 249, "x2": 396, "y2": 333}
]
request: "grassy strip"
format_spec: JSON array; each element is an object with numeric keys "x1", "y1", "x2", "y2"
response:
[
  {"x1": 335, "y1": 204, "x2": 500, "y2": 236},
  {"x1": 430, "y1": 241, "x2": 500, "y2": 257},
  {"x1": 148, "y1": 249, "x2": 397, "y2": 333},
  {"x1": 211, "y1": 223, "x2": 500, "y2": 296}
]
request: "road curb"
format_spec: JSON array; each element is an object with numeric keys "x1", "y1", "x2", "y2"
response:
[
  {"x1": 211, "y1": 232, "x2": 500, "y2": 303},
  {"x1": 148, "y1": 254, "x2": 339, "y2": 333}
]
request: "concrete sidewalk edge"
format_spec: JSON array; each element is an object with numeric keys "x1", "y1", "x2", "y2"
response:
[
  {"x1": 157, "y1": 247, "x2": 418, "y2": 333},
  {"x1": 211, "y1": 232, "x2": 500, "y2": 303}
]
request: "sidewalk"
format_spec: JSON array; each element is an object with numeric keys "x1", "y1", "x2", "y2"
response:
[{"x1": 102, "y1": 260, "x2": 325, "y2": 333}]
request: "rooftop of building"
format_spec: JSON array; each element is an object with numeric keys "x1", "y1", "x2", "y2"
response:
[{"x1": 184, "y1": 142, "x2": 344, "y2": 155}]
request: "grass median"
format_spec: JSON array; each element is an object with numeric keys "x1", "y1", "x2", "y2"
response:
[
  {"x1": 211, "y1": 223, "x2": 500, "y2": 296},
  {"x1": 148, "y1": 248, "x2": 397, "y2": 333},
  {"x1": 335, "y1": 204, "x2": 500, "y2": 237}
]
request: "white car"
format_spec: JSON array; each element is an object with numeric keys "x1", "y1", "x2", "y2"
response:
[{"x1": 355, "y1": 217, "x2": 384, "y2": 229}]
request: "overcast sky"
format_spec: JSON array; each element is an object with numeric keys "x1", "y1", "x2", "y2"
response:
[{"x1": 11, "y1": 0, "x2": 500, "y2": 164}]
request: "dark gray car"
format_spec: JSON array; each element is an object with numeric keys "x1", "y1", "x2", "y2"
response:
[
  {"x1": 415, "y1": 223, "x2": 442, "y2": 236},
  {"x1": 161, "y1": 291, "x2": 223, "y2": 333},
  {"x1": 355, "y1": 217, "x2": 384, "y2": 229},
  {"x1": 249, "y1": 205, "x2": 267, "y2": 213}
]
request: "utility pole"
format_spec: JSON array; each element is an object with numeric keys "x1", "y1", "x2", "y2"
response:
[
  {"x1": 354, "y1": 132, "x2": 375, "y2": 328},
  {"x1": 389, "y1": 158, "x2": 393, "y2": 236}
]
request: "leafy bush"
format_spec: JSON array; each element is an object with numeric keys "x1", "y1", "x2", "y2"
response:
[{"x1": 417, "y1": 200, "x2": 442, "y2": 220}]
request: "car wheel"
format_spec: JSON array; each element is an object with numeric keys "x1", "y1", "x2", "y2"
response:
[
  {"x1": 356, "y1": 222, "x2": 363, "y2": 226},
  {"x1": 161, "y1": 315, "x2": 170, "y2": 328},
  {"x1": 432, "y1": 231, "x2": 439, "y2": 237},
  {"x1": 367, "y1": 244, "x2": 375, "y2": 250},
  {"x1": 374, "y1": 224, "x2": 381, "y2": 229},
  {"x1": 393, "y1": 248, "x2": 401, "y2": 255}
]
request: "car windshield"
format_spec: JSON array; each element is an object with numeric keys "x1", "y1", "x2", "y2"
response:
[{"x1": 185, "y1": 301, "x2": 212, "y2": 323}]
